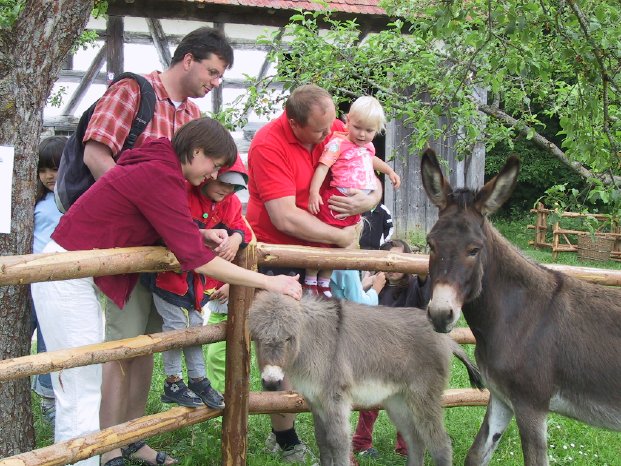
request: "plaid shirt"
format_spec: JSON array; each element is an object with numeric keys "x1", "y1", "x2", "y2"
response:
[{"x1": 83, "y1": 71, "x2": 201, "y2": 157}]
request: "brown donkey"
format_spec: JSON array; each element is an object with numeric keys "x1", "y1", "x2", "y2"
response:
[
  {"x1": 421, "y1": 149, "x2": 621, "y2": 465},
  {"x1": 248, "y1": 291, "x2": 482, "y2": 466}
]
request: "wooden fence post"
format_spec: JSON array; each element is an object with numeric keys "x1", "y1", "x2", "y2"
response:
[{"x1": 221, "y1": 244, "x2": 256, "y2": 465}]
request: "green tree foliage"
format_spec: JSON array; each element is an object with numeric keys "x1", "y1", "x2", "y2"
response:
[
  {"x1": 486, "y1": 139, "x2": 587, "y2": 217},
  {"x1": 0, "y1": 0, "x2": 23, "y2": 28},
  {"x1": 226, "y1": 0, "x2": 620, "y2": 207}
]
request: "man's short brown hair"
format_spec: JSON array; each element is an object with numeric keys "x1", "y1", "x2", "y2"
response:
[
  {"x1": 171, "y1": 27, "x2": 234, "y2": 69},
  {"x1": 285, "y1": 84, "x2": 334, "y2": 126}
]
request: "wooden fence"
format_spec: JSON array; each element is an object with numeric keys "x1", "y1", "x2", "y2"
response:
[
  {"x1": 528, "y1": 203, "x2": 621, "y2": 261},
  {"x1": 3, "y1": 244, "x2": 621, "y2": 465}
]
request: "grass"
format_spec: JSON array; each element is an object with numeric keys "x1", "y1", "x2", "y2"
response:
[
  {"x1": 492, "y1": 214, "x2": 621, "y2": 270},
  {"x1": 31, "y1": 215, "x2": 621, "y2": 465}
]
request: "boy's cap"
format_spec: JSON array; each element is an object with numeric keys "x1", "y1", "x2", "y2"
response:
[{"x1": 218, "y1": 171, "x2": 247, "y2": 192}]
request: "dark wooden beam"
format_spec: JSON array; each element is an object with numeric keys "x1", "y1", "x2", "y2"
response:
[
  {"x1": 58, "y1": 70, "x2": 108, "y2": 84},
  {"x1": 107, "y1": 0, "x2": 394, "y2": 32},
  {"x1": 62, "y1": 53, "x2": 73, "y2": 71},
  {"x1": 240, "y1": 27, "x2": 285, "y2": 123},
  {"x1": 146, "y1": 18, "x2": 171, "y2": 69},
  {"x1": 57, "y1": 71, "x2": 249, "y2": 89},
  {"x1": 107, "y1": 16, "x2": 125, "y2": 78},
  {"x1": 211, "y1": 22, "x2": 224, "y2": 113},
  {"x1": 90, "y1": 30, "x2": 267, "y2": 50},
  {"x1": 61, "y1": 44, "x2": 107, "y2": 116}
]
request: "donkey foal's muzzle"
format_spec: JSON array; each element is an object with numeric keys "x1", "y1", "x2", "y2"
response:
[{"x1": 261, "y1": 364, "x2": 285, "y2": 391}]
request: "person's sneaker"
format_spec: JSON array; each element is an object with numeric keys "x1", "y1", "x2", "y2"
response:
[
  {"x1": 395, "y1": 447, "x2": 408, "y2": 457},
  {"x1": 265, "y1": 432, "x2": 280, "y2": 453},
  {"x1": 265, "y1": 434, "x2": 318, "y2": 465},
  {"x1": 281, "y1": 442, "x2": 318, "y2": 464},
  {"x1": 188, "y1": 378, "x2": 225, "y2": 409},
  {"x1": 317, "y1": 285, "x2": 332, "y2": 298},
  {"x1": 161, "y1": 379, "x2": 203, "y2": 408},
  {"x1": 357, "y1": 447, "x2": 379, "y2": 458}
]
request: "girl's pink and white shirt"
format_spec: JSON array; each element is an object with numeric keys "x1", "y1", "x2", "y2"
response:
[{"x1": 319, "y1": 132, "x2": 377, "y2": 191}]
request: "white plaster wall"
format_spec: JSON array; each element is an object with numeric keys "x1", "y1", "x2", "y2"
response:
[{"x1": 44, "y1": 17, "x2": 284, "y2": 205}]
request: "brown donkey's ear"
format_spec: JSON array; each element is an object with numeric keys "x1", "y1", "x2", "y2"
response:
[
  {"x1": 421, "y1": 149, "x2": 453, "y2": 211},
  {"x1": 475, "y1": 156, "x2": 520, "y2": 216}
]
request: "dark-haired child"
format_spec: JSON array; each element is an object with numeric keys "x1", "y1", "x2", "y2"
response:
[{"x1": 31, "y1": 136, "x2": 67, "y2": 427}]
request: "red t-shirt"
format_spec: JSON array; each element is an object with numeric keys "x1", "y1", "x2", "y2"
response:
[
  {"x1": 52, "y1": 138, "x2": 216, "y2": 308},
  {"x1": 246, "y1": 112, "x2": 345, "y2": 246}
]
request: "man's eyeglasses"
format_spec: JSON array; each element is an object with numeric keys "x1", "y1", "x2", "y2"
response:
[
  {"x1": 198, "y1": 60, "x2": 224, "y2": 83},
  {"x1": 206, "y1": 67, "x2": 224, "y2": 81}
]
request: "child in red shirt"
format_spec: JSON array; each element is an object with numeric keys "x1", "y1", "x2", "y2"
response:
[{"x1": 142, "y1": 155, "x2": 251, "y2": 409}]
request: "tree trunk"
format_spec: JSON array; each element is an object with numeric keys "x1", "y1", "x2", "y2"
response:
[{"x1": 0, "y1": 0, "x2": 93, "y2": 456}]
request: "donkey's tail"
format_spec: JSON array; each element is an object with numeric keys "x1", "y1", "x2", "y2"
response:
[{"x1": 448, "y1": 339, "x2": 484, "y2": 390}]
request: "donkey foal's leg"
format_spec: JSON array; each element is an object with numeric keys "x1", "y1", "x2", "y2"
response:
[
  {"x1": 406, "y1": 392, "x2": 452, "y2": 466},
  {"x1": 384, "y1": 396, "x2": 425, "y2": 466},
  {"x1": 465, "y1": 394, "x2": 514, "y2": 466},
  {"x1": 317, "y1": 397, "x2": 353, "y2": 466},
  {"x1": 310, "y1": 406, "x2": 333, "y2": 466}
]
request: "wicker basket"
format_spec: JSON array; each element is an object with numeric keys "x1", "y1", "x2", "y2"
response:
[{"x1": 576, "y1": 235, "x2": 615, "y2": 261}]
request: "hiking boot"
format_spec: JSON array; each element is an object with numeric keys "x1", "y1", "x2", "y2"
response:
[
  {"x1": 265, "y1": 432, "x2": 280, "y2": 453},
  {"x1": 188, "y1": 377, "x2": 225, "y2": 409},
  {"x1": 161, "y1": 379, "x2": 203, "y2": 408}
]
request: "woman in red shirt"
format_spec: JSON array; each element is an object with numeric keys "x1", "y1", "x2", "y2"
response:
[{"x1": 31, "y1": 117, "x2": 301, "y2": 465}]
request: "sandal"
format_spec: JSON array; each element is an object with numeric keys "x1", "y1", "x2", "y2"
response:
[
  {"x1": 121, "y1": 440, "x2": 179, "y2": 466},
  {"x1": 102, "y1": 457, "x2": 126, "y2": 466}
]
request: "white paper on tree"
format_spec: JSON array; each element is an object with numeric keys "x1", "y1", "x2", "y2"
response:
[{"x1": 0, "y1": 145, "x2": 15, "y2": 234}]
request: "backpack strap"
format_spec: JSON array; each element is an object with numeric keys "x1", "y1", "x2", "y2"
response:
[{"x1": 109, "y1": 72, "x2": 157, "y2": 151}]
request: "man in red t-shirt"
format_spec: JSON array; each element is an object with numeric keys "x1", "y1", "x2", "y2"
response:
[
  {"x1": 246, "y1": 84, "x2": 382, "y2": 462},
  {"x1": 81, "y1": 28, "x2": 234, "y2": 466}
]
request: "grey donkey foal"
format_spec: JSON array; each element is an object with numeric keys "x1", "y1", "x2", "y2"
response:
[{"x1": 248, "y1": 291, "x2": 483, "y2": 466}]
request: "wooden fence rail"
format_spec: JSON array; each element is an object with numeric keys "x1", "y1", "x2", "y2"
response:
[
  {"x1": 0, "y1": 325, "x2": 227, "y2": 382},
  {"x1": 528, "y1": 203, "x2": 621, "y2": 260},
  {"x1": 2, "y1": 244, "x2": 621, "y2": 465},
  {"x1": 4, "y1": 244, "x2": 621, "y2": 286},
  {"x1": 1, "y1": 389, "x2": 490, "y2": 466}
]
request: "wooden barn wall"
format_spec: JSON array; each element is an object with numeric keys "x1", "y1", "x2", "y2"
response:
[{"x1": 384, "y1": 87, "x2": 487, "y2": 239}]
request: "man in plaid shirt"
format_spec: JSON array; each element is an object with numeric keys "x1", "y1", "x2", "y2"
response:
[{"x1": 82, "y1": 27, "x2": 234, "y2": 466}]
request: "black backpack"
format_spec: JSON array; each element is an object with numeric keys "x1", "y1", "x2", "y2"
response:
[{"x1": 54, "y1": 72, "x2": 156, "y2": 212}]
